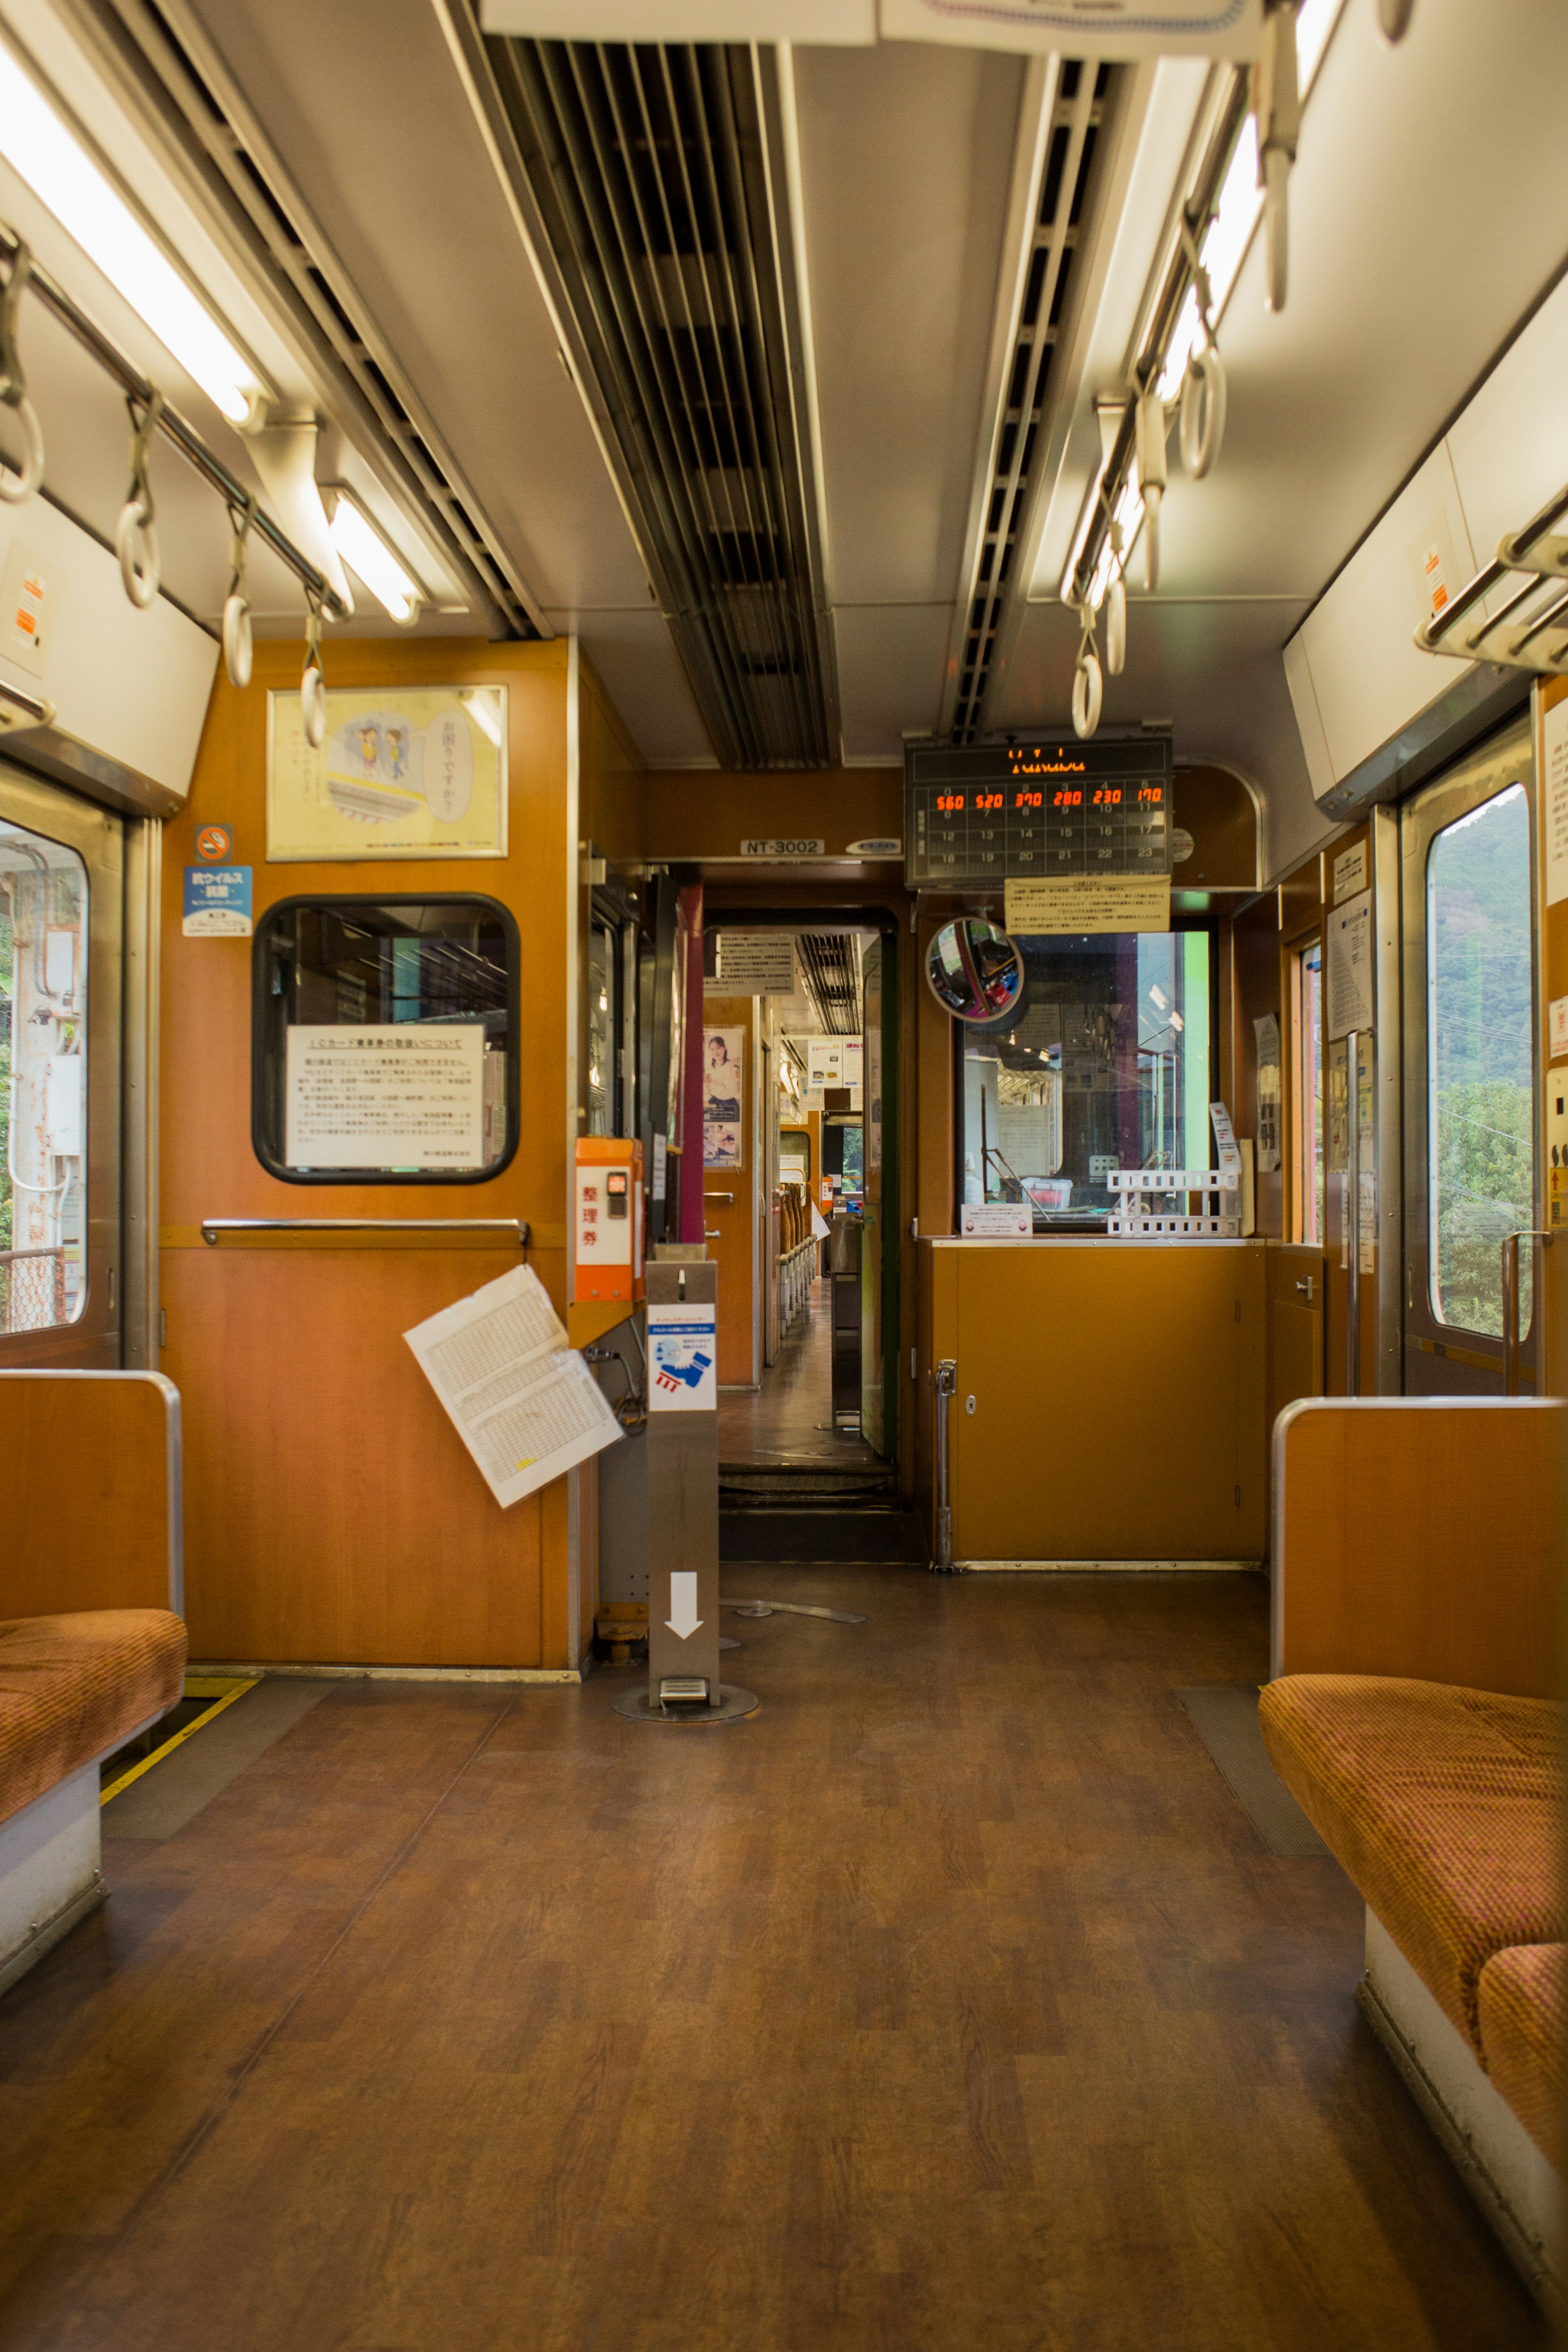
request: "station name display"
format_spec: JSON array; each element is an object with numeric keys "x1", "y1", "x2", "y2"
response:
[{"x1": 906, "y1": 738, "x2": 1174, "y2": 931}]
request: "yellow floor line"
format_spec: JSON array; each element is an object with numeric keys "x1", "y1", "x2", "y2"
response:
[{"x1": 100, "y1": 1679, "x2": 260, "y2": 1807}]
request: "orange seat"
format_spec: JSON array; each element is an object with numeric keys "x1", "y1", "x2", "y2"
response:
[
  {"x1": 1477, "y1": 1943, "x2": 1566, "y2": 2166},
  {"x1": 0, "y1": 1612, "x2": 187, "y2": 1825},
  {"x1": 1258, "y1": 1673, "x2": 1563, "y2": 2052}
]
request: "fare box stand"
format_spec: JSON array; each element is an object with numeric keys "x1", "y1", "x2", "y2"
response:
[{"x1": 611, "y1": 1261, "x2": 757, "y2": 1725}]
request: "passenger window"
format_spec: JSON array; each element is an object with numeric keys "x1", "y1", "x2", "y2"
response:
[
  {"x1": 0, "y1": 819, "x2": 88, "y2": 1329},
  {"x1": 1427, "y1": 782, "x2": 1534, "y2": 1335},
  {"x1": 253, "y1": 897, "x2": 519, "y2": 1183},
  {"x1": 958, "y1": 929, "x2": 1211, "y2": 1227},
  {"x1": 1297, "y1": 942, "x2": 1324, "y2": 1245}
]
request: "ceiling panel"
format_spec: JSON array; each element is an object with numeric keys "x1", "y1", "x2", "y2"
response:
[
  {"x1": 831, "y1": 602, "x2": 956, "y2": 763},
  {"x1": 792, "y1": 42, "x2": 1023, "y2": 608},
  {"x1": 564, "y1": 608, "x2": 715, "y2": 769},
  {"x1": 992, "y1": 594, "x2": 1316, "y2": 873},
  {"x1": 181, "y1": 0, "x2": 652, "y2": 620}
]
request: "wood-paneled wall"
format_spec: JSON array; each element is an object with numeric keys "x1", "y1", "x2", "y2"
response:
[
  {"x1": 700, "y1": 993, "x2": 756, "y2": 1387},
  {"x1": 160, "y1": 639, "x2": 578, "y2": 1668}
]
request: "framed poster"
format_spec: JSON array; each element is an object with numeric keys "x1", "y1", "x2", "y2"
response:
[
  {"x1": 267, "y1": 685, "x2": 507, "y2": 861},
  {"x1": 703, "y1": 1027, "x2": 744, "y2": 1168}
]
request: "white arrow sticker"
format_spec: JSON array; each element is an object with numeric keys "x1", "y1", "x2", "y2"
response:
[{"x1": 666, "y1": 1570, "x2": 703, "y2": 1640}]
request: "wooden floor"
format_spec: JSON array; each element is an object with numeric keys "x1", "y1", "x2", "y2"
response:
[
  {"x1": 718, "y1": 1278, "x2": 882, "y2": 1469},
  {"x1": 0, "y1": 1571, "x2": 1543, "y2": 2350}
]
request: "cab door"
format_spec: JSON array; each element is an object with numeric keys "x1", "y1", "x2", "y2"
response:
[{"x1": 1401, "y1": 715, "x2": 1538, "y2": 1394}]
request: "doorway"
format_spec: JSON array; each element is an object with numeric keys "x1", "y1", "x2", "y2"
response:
[
  {"x1": 700, "y1": 912, "x2": 903, "y2": 1528},
  {"x1": 1401, "y1": 713, "x2": 1538, "y2": 1394}
]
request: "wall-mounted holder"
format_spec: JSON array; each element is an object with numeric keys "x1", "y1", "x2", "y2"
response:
[{"x1": 1415, "y1": 479, "x2": 1568, "y2": 679}]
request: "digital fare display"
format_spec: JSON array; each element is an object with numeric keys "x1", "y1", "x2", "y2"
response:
[{"x1": 904, "y1": 737, "x2": 1174, "y2": 889}]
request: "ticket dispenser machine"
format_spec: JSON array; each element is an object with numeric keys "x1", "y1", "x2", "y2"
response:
[{"x1": 574, "y1": 1137, "x2": 644, "y2": 1306}]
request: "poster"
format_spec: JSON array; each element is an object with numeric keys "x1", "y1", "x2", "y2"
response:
[
  {"x1": 285, "y1": 1024, "x2": 485, "y2": 1170},
  {"x1": 703, "y1": 1027, "x2": 744, "y2": 1167},
  {"x1": 715, "y1": 931, "x2": 796, "y2": 992},
  {"x1": 1544, "y1": 694, "x2": 1568, "y2": 906},
  {"x1": 1254, "y1": 1012, "x2": 1281, "y2": 1172},
  {"x1": 267, "y1": 685, "x2": 507, "y2": 861},
  {"x1": 1005, "y1": 875, "x2": 1170, "y2": 935},
  {"x1": 1326, "y1": 888, "x2": 1374, "y2": 1039},
  {"x1": 404, "y1": 1264, "x2": 620, "y2": 1508}
]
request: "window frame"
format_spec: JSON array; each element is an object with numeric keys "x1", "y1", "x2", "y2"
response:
[{"x1": 250, "y1": 891, "x2": 522, "y2": 1187}]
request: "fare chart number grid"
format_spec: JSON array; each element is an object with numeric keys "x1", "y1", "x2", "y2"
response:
[{"x1": 907, "y1": 744, "x2": 1173, "y2": 888}]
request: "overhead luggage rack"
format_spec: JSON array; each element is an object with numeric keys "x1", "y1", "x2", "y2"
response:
[{"x1": 1415, "y1": 479, "x2": 1568, "y2": 678}]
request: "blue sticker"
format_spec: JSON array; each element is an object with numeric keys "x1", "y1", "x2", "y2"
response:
[{"x1": 183, "y1": 864, "x2": 253, "y2": 937}]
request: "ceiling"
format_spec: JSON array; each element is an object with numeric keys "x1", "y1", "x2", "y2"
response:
[{"x1": 0, "y1": 0, "x2": 1564, "y2": 853}]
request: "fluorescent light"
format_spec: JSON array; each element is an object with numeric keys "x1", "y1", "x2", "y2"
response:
[
  {"x1": 0, "y1": 43, "x2": 259, "y2": 424},
  {"x1": 1156, "y1": 0, "x2": 1345, "y2": 398},
  {"x1": 327, "y1": 490, "x2": 422, "y2": 624},
  {"x1": 462, "y1": 689, "x2": 504, "y2": 747}
]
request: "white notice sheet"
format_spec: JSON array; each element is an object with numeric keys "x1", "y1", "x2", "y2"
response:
[
  {"x1": 286, "y1": 1023, "x2": 486, "y2": 1170},
  {"x1": 404, "y1": 1264, "x2": 621, "y2": 1507}
]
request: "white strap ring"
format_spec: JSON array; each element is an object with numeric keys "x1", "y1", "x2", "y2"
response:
[
  {"x1": 116, "y1": 497, "x2": 160, "y2": 609},
  {"x1": 1072, "y1": 650, "x2": 1103, "y2": 740},
  {"x1": 222, "y1": 592, "x2": 253, "y2": 690},
  {"x1": 301, "y1": 662, "x2": 327, "y2": 749},
  {"x1": 1180, "y1": 345, "x2": 1226, "y2": 481},
  {"x1": 0, "y1": 395, "x2": 43, "y2": 506}
]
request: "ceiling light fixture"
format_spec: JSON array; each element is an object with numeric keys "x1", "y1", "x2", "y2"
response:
[
  {"x1": 1062, "y1": 0, "x2": 1346, "y2": 608},
  {"x1": 325, "y1": 486, "x2": 424, "y2": 624},
  {"x1": 0, "y1": 41, "x2": 260, "y2": 425}
]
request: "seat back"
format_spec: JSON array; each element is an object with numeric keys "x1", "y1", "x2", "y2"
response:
[{"x1": 0, "y1": 1371, "x2": 183, "y2": 1618}]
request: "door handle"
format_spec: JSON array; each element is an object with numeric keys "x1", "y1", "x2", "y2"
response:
[
  {"x1": 200, "y1": 1218, "x2": 529, "y2": 1245},
  {"x1": 704, "y1": 1192, "x2": 734, "y2": 1204},
  {"x1": 1295, "y1": 1276, "x2": 1315, "y2": 1301}
]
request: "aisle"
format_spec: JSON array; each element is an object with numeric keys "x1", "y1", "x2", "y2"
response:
[
  {"x1": 0, "y1": 1570, "x2": 1536, "y2": 2351},
  {"x1": 717, "y1": 1276, "x2": 880, "y2": 1470}
]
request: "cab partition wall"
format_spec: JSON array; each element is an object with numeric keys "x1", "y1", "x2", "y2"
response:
[{"x1": 161, "y1": 639, "x2": 599, "y2": 1673}]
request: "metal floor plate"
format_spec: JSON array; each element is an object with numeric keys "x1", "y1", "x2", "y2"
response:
[{"x1": 1174, "y1": 1685, "x2": 1332, "y2": 1859}]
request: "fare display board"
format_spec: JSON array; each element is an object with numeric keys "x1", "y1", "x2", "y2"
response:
[{"x1": 905, "y1": 736, "x2": 1174, "y2": 891}]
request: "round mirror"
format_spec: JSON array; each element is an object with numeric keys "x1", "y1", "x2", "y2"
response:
[{"x1": 925, "y1": 918, "x2": 1026, "y2": 1024}]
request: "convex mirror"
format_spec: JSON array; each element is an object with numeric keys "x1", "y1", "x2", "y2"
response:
[{"x1": 925, "y1": 918, "x2": 1025, "y2": 1024}]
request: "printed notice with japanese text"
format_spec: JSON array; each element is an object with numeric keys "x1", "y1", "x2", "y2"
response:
[{"x1": 404, "y1": 1265, "x2": 621, "y2": 1507}]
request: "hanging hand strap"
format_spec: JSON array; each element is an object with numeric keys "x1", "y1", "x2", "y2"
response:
[
  {"x1": 0, "y1": 240, "x2": 45, "y2": 503},
  {"x1": 226, "y1": 490, "x2": 258, "y2": 599}
]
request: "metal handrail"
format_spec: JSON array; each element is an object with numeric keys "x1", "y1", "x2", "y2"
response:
[
  {"x1": 933, "y1": 1359, "x2": 959, "y2": 1575},
  {"x1": 0, "y1": 216, "x2": 349, "y2": 619},
  {"x1": 1501, "y1": 1229, "x2": 1552, "y2": 1396},
  {"x1": 200, "y1": 1218, "x2": 528, "y2": 1245},
  {"x1": 1345, "y1": 1028, "x2": 1361, "y2": 1398}
]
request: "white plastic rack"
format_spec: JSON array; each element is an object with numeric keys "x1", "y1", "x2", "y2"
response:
[{"x1": 1106, "y1": 1167, "x2": 1241, "y2": 1238}]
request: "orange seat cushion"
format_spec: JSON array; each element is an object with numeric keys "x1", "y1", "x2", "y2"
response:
[
  {"x1": 1477, "y1": 1943, "x2": 1566, "y2": 2165},
  {"x1": 0, "y1": 1611, "x2": 187, "y2": 1828},
  {"x1": 1258, "y1": 1674, "x2": 1563, "y2": 2052}
]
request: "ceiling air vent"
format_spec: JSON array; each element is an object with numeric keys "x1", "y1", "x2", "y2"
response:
[
  {"x1": 479, "y1": 36, "x2": 840, "y2": 769},
  {"x1": 944, "y1": 58, "x2": 1114, "y2": 744}
]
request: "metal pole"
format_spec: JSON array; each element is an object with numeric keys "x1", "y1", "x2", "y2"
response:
[
  {"x1": 1501, "y1": 1229, "x2": 1552, "y2": 1397},
  {"x1": 933, "y1": 1358, "x2": 957, "y2": 1573},
  {"x1": 1502, "y1": 1232, "x2": 1521, "y2": 1397},
  {"x1": 1345, "y1": 1030, "x2": 1360, "y2": 1398}
]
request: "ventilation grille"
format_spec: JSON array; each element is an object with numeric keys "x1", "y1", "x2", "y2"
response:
[
  {"x1": 950, "y1": 60, "x2": 1110, "y2": 744},
  {"x1": 485, "y1": 39, "x2": 838, "y2": 769},
  {"x1": 66, "y1": 0, "x2": 542, "y2": 635},
  {"x1": 796, "y1": 933, "x2": 862, "y2": 1038}
]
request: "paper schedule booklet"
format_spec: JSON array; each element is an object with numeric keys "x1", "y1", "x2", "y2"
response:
[{"x1": 404, "y1": 1264, "x2": 621, "y2": 1507}]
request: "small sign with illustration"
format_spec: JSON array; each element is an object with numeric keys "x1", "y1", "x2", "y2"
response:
[
  {"x1": 183, "y1": 864, "x2": 253, "y2": 937},
  {"x1": 647, "y1": 1303, "x2": 717, "y2": 1412},
  {"x1": 704, "y1": 1027, "x2": 744, "y2": 1168},
  {"x1": 267, "y1": 685, "x2": 507, "y2": 861}
]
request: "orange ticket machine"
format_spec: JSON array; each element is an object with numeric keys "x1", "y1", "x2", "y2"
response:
[{"x1": 574, "y1": 1137, "x2": 645, "y2": 1306}]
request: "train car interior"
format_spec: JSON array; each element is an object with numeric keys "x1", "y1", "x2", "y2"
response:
[{"x1": 0, "y1": 0, "x2": 1565, "y2": 2343}]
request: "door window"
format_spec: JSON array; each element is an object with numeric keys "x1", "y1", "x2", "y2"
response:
[
  {"x1": 1, "y1": 818, "x2": 87, "y2": 1330},
  {"x1": 253, "y1": 896, "x2": 519, "y2": 1183},
  {"x1": 1426, "y1": 782, "x2": 1533, "y2": 1335}
]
